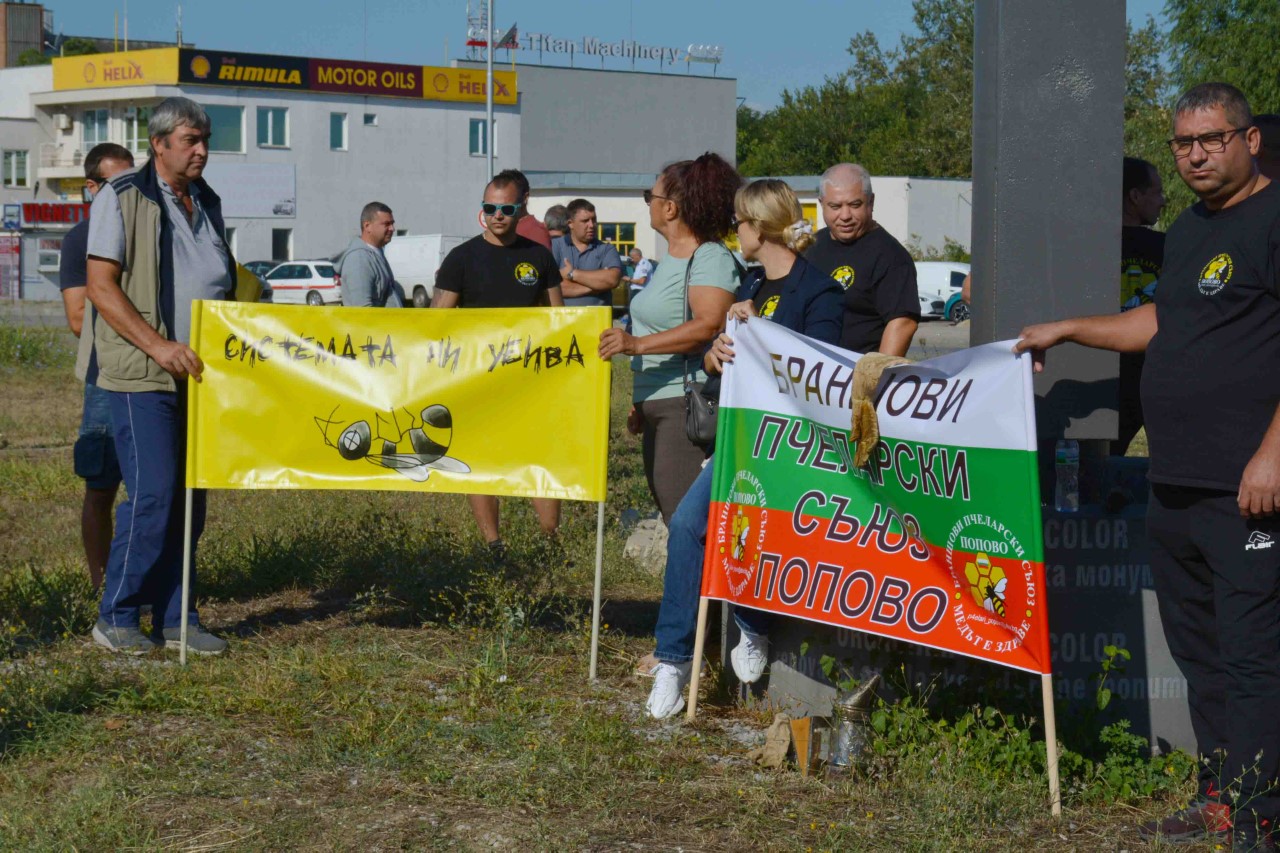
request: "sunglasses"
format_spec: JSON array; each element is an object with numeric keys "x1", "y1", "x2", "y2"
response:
[
  {"x1": 642, "y1": 189, "x2": 671, "y2": 205},
  {"x1": 730, "y1": 215, "x2": 753, "y2": 229},
  {"x1": 481, "y1": 202, "x2": 522, "y2": 217}
]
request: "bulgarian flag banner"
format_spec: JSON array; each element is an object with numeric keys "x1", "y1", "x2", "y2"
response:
[{"x1": 700, "y1": 318, "x2": 1051, "y2": 676}]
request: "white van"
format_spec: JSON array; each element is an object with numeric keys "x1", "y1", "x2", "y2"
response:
[
  {"x1": 383, "y1": 234, "x2": 469, "y2": 308},
  {"x1": 914, "y1": 261, "x2": 970, "y2": 316}
]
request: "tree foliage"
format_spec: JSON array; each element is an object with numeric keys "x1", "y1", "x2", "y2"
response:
[
  {"x1": 737, "y1": 0, "x2": 1273, "y2": 223},
  {"x1": 738, "y1": 0, "x2": 973, "y2": 178},
  {"x1": 15, "y1": 37, "x2": 100, "y2": 66}
]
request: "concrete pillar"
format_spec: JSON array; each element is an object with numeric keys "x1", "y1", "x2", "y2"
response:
[{"x1": 970, "y1": 0, "x2": 1125, "y2": 441}]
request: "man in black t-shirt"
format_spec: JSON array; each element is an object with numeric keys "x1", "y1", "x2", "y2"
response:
[
  {"x1": 433, "y1": 172, "x2": 563, "y2": 553},
  {"x1": 57, "y1": 142, "x2": 134, "y2": 591},
  {"x1": 1115, "y1": 156, "x2": 1167, "y2": 454},
  {"x1": 1018, "y1": 83, "x2": 1280, "y2": 847},
  {"x1": 804, "y1": 163, "x2": 919, "y2": 356}
]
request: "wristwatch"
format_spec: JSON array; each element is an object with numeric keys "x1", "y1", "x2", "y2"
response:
[{"x1": 567, "y1": 267, "x2": 576, "y2": 282}]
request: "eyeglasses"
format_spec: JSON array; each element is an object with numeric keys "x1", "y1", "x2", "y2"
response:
[
  {"x1": 642, "y1": 189, "x2": 670, "y2": 205},
  {"x1": 481, "y1": 202, "x2": 522, "y2": 217},
  {"x1": 730, "y1": 215, "x2": 753, "y2": 229},
  {"x1": 1167, "y1": 127, "x2": 1251, "y2": 157}
]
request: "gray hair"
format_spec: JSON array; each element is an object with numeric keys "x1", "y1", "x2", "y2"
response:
[
  {"x1": 148, "y1": 97, "x2": 211, "y2": 144},
  {"x1": 543, "y1": 204, "x2": 569, "y2": 233},
  {"x1": 819, "y1": 163, "x2": 873, "y2": 199},
  {"x1": 360, "y1": 201, "x2": 392, "y2": 225},
  {"x1": 1173, "y1": 82, "x2": 1253, "y2": 130}
]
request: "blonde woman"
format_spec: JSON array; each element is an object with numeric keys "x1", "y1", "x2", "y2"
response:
[{"x1": 645, "y1": 179, "x2": 845, "y2": 719}]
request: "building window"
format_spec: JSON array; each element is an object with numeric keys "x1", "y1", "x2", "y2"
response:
[
  {"x1": 205, "y1": 105, "x2": 244, "y2": 153},
  {"x1": 223, "y1": 226, "x2": 237, "y2": 256},
  {"x1": 82, "y1": 108, "x2": 109, "y2": 150},
  {"x1": 3, "y1": 150, "x2": 28, "y2": 188},
  {"x1": 396, "y1": 229, "x2": 407, "y2": 236},
  {"x1": 257, "y1": 107, "x2": 288, "y2": 148},
  {"x1": 469, "y1": 118, "x2": 488, "y2": 157},
  {"x1": 598, "y1": 222, "x2": 636, "y2": 256},
  {"x1": 271, "y1": 228, "x2": 292, "y2": 261},
  {"x1": 363, "y1": 113, "x2": 378, "y2": 127},
  {"x1": 123, "y1": 106, "x2": 152, "y2": 156},
  {"x1": 330, "y1": 112, "x2": 347, "y2": 151}
]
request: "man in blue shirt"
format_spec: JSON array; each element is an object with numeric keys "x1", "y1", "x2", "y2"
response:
[
  {"x1": 552, "y1": 198, "x2": 622, "y2": 307},
  {"x1": 58, "y1": 142, "x2": 134, "y2": 590}
]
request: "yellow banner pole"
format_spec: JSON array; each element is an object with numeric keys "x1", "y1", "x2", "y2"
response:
[
  {"x1": 589, "y1": 501, "x2": 605, "y2": 680},
  {"x1": 684, "y1": 597, "x2": 710, "y2": 721},
  {"x1": 1042, "y1": 673, "x2": 1062, "y2": 816},
  {"x1": 179, "y1": 486, "x2": 193, "y2": 666}
]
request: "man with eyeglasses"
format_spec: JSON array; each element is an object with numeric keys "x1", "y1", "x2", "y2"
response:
[
  {"x1": 1017, "y1": 82, "x2": 1280, "y2": 850},
  {"x1": 58, "y1": 142, "x2": 135, "y2": 592},
  {"x1": 432, "y1": 171, "x2": 564, "y2": 555}
]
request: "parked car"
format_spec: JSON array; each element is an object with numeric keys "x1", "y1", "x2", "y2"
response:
[
  {"x1": 914, "y1": 260, "x2": 970, "y2": 307},
  {"x1": 242, "y1": 260, "x2": 277, "y2": 278},
  {"x1": 264, "y1": 260, "x2": 341, "y2": 306},
  {"x1": 944, "y1": 290, "x2": 970, "y2": 322},
  {"x1": 234, "y1": 263, "x2": 272, "y2": 303},
  {"x1": 382, "y1": 234, "x2": 469, "y2": 307},
  {"x1": 919, "y1": 293, "x2": 946, "y2": 319}
]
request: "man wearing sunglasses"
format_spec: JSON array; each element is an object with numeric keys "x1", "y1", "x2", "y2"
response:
[
  {"x1": 1017, "y1": 82, "x2": 1280, "y2": 850},
  {"x1": 433, "y1": 171, "x2": 564, "y2": 554}
]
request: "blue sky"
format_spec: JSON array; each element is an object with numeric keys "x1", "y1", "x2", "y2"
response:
[{"x1": 46, "y1": 0, "x2": 1168, "y2": 109}]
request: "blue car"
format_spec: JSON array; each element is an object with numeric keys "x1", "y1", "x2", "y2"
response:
[{"x1": 944, "y1": 291, "x2": 970, "y2": 322}]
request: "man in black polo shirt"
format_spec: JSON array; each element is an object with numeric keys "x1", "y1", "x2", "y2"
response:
[
  {"x1": 1115, "y1": 156, "x2": 1166, "y2": 455},
  {"x1": 805, "y1": 162, "x2": 919, "y2": 357},
  {"x1": 433, "y1": 173, "x2": 564, "y2": 553},
  {"x1": 1017, "y1": 83, "x2": 1280, "y2": 850}
]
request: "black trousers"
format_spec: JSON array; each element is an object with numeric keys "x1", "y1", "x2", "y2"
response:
[{"x1": 1149, "y1": 484, "x2": 1280, "y2": 820}]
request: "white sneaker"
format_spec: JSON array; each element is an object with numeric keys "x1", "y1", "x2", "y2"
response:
[
  {"x1": 646, "y1": 661, "x2": 692, "y2": 719},
  {"x1": 731, "y1": 630, "x2": 769, "y2": 684}
]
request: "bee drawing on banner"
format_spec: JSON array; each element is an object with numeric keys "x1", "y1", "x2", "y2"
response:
[
  {"x1": 964, "y1": 552, "x2": 1008, "y2": 618},
  {"x1": 315, "y1": 403, "x2": 470, "y2": 483}
]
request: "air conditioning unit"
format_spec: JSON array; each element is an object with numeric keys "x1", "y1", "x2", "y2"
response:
[{"x1": 53, "y1": 113, "x2": 71, "y2": 131}]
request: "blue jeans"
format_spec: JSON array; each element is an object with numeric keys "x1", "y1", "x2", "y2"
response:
[
  {"x1": 73, "y1": 382, "x2": 123, "y2": 490},
  {"x1": 98, "y1": 389, "x2": 206, "y2": 630},
  {"x1": 653, "y1": 457, "x2": 772, "y2": 663}
]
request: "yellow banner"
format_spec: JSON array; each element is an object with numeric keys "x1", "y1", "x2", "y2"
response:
[
  {"x1": 187, "y1": 302, "x2": 611, "y2": 501},
  {"x1": 53, "y1": 48, "x2": 180, "y2": 90},
  {"x1": 422, "y1": 67, "x2": 518, "y2": 105}
]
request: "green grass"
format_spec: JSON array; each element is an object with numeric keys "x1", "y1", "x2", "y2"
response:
[{"x1": 0, "y1": 337, "x2": 1192, "y2": 850}]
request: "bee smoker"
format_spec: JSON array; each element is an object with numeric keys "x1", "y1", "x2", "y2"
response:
[{"x1": 828, "y1": 673, "x2": 881, "y2": 771}]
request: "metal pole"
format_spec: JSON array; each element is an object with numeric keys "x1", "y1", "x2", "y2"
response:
[
  {"x1": 485, "y1": 0, "x2": 494, "y2": 179},
  {"x1": 179, "y1": 487, "x2": 193, "y2": 666},
  {"x1": 589, "y1": 501, "x2": 605, "y2": 680}
]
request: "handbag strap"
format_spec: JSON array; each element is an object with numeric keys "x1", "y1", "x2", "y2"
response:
[{"x1": 682, "y1": 243, "x2": 706, "y2": 388}]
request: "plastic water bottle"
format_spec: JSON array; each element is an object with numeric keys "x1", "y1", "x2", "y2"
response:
[{"x1": 1055, "y1": 439, "x2": 1080, "y2": 513}]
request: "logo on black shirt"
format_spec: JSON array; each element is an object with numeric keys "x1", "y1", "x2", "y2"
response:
[
  {"x1": 514, "y1": 262, "x2": 540, "y2": 287},
  {"x1": 760, "y1": 295, "x2": 780, "y2": 319},
  {"x1": 1198, "y1": 253, "x2": 1233, "y2": 295},
  {"x1": 831, "y1": 265, "x2": 855, "y2": 290}
]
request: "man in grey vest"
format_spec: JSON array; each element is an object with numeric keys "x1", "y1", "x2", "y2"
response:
[
  {"x1": 85, "y1": 96, "x2": 235, "y2": 656},
  {"x1": 336, "y1": 201, "x2": 405, "y2": 307}
]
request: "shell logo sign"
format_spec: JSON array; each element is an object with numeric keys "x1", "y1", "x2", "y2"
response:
[{"x1": 53, "y1": 48, "x2": 181, "y2": 90}]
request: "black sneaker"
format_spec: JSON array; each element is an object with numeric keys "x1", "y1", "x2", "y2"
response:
[
  {"x1": 1232, "y1": 812, "x2": 1277, "y2": 852},
  {"x1": 1137, "y1": 798, "x2": 1230, "y2": 844}
]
